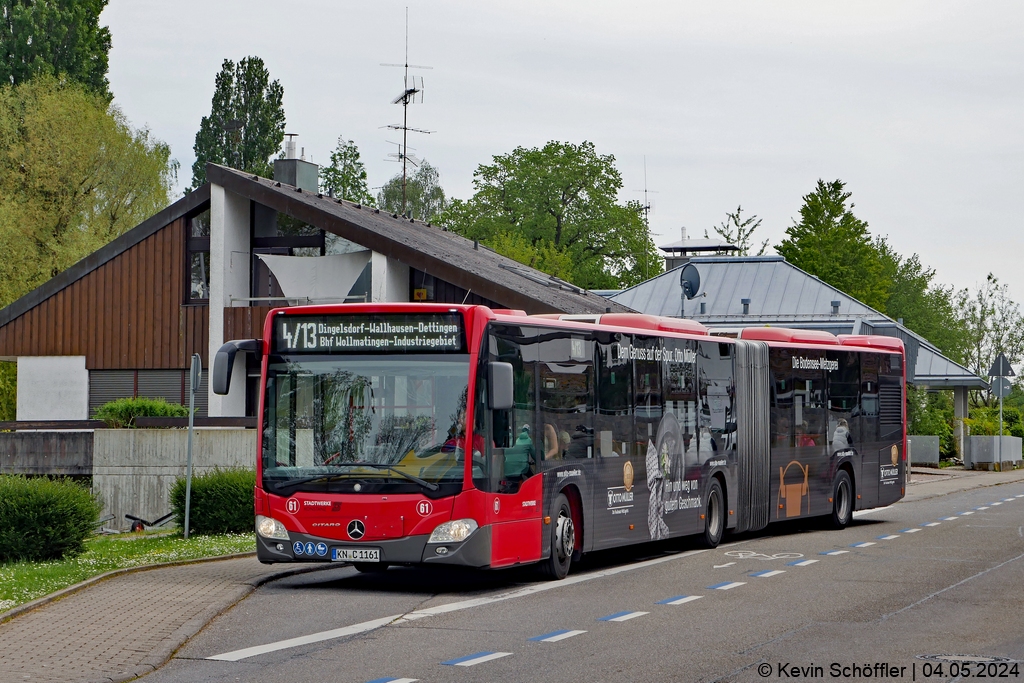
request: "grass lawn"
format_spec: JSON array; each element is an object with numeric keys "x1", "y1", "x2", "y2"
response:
[{"x1": 0, "y1": 531, "x2": 255, "y2": 612}]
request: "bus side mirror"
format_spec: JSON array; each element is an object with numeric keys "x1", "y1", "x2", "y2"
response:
[
  {"x1": 212, "y1": 339, "x2": 261, "y2": 395},
  {"x1": 488, "y1": 362, "x2": 514, "y2": 411}
]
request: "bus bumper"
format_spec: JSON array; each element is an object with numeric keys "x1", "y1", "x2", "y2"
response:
[{"x1": 256, "y1": 525, "x2": 492, "y2": 568}]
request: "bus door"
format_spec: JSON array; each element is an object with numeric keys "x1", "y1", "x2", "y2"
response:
[
  {"x1": 858, "y1": 354, "x2": 881, "y2": 508},
  {"x1": 656, "y1": 338, "x2": 702, "y2": 539},
  {"x1": 535, "y1": 331, "x2": 595, "y2": 553},
  {"x1": 593, "y1": 332, "x2": 637, "y2": 549}
]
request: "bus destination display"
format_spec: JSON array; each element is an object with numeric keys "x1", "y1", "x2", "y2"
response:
[{"x1": 274, "y1": 313, "x2": 464, "y2": 353}]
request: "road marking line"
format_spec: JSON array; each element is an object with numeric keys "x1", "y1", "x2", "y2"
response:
[
  {"x1": 1016, "y1": 494, "x2": 1024, "y2": 498},
  {"x1": 877, "y1": 535, "x2": 900, "y2": 540},
  {"x1": 708, "y1": 581, "x2": 746, "y2": 590},
  {"x1": 900, "y1": 528, "x2": 921, "y2": 533},
  {"x1": 851, "y1": 542, "x2": 876, "y2": 548},
  {"x1": 713, "y1": 562, "x2": 736, "y2": 568},
  {"x1": 1002, "y1": 498, "x2": 1014, "y2": 502},
  {"x1": 976, "y1": 506, "x2": 990, "y2": 510},
  {"x1": 990, "y1": 502, "x2": 1003, "y2": 506},
  {"x1": 787, "y1": 559, "x2": 818, "y2": 567},
  {"x1": 598, "y1": 610, "x2": 647, "y2": 622},
  {"x1": 208, "y1": 545, "x2": 716, "y2": 661},
  {"x1": 443, "y1": 652, "x2": 512, "y2": 667},
  {"x1": 750, "y1": 570, "x2": 786, "y2": 578},
  {"x1": 960, "y1": 511, "x2": 975, "y2": 516},
  {"x1": 207, "y1": 615, "x2": 400, "y2": 661},
  {"x1": 366, "y1": 678, "x2": 418, "y2": 683},
  {"x1": 658, "y1": 595, "x2": 703, "y2": 605},
  {"x1": 922, "y1": 522, "x2": 940, "y2": 527},
  {"x1": 941, "y1": 517, "x2": 958, "y2": 521},
  {"x1": 529, "y1": 629, "x2": 586, "y2": 642},
  {"x1": 820, "y1": 550, "x2": 849, "y2": 556}
]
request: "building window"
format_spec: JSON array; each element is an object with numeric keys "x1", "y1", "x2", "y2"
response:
[{"x1": 187, "y1": 209, "x2": 211, "y2": 302}]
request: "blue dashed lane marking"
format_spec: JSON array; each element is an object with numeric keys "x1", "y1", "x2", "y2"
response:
[
  {"x1": 851, "y1": 542, "x2": 876, "y2": 548},
  {"x1": 657, "y1": 595, "x2": 703, "y2": 605},
  {"x1": 878, "y1": 534, "x2": 899, "y2": 540},
  {"x1": 598, "y1": 611, "x2": 648, "y2": 622},
  {"x1": 366, "y1": 678, "x2": 418, "y2": 683},
  {"x1": 750, "y1": 570, "x2": 786, "y2": 578},
  {"x1": 529, "y1": 629, "x2": 586, "y2": 642},
  {"x1": 708, "y1": 581, "x2": 746, "y2": 590},
  {"x1": 442, "y1": 652, "x2": 512, "y2": 667},
  {"x1": 820, "y1": 550, "x2": 850, "y2": 556},
  {"x1": 787, "y1": 559, "x2": 818, "y2": 567}
]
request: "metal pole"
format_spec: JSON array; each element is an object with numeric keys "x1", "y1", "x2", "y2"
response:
[
  {"x1": 183, "y1": 353, "x2": 201, "y2": 539},
  {"x1": 999, "y1": 392, "x2": 1004, "y2": 469}
]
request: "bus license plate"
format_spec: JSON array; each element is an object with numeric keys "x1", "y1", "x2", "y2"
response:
[{"x1": 332, "y1": 547, "x2": 380, "y2": 562}]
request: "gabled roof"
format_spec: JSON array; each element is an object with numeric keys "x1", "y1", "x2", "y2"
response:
[
  {"x1": 207, "y1": 164, "x2": 632, "y2": 315},
  {"x1": 0, "y1": 185, "x2": 210, "y2": 329},
  {"x1": 610, "y1": 255, "x2": 986, "y2": 388}
]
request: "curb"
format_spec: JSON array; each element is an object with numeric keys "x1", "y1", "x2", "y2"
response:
[{"x1": 0, "y1": 551, "x2": 333, "y2": 626}]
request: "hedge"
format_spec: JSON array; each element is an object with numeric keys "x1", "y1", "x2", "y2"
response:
[
  {"x1": 0, "y1": 475, "x2": 102, "y2": 562},
  {"x1": 93, "y1": 396, "x2": 190, "y2": 428},
  {"x1": 170, "y1": 468, "x2": 256, "y2": 535}
]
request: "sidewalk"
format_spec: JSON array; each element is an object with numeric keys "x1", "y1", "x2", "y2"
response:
[
  {"x1": 0, "y1": 555, "x2": 329, "y2": 683},
  {"x1": 1, "y1": 468, "x2": 1022, "y2": 683}
]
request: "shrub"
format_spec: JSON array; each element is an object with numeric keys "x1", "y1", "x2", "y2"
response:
[
  {"x1": 93, "y1": 396, "x2": 190, "y2": 428},
  {"x1": 170, "y1": 468, "x2": 255, "y2": 535},
  {"x1": 0, "y1": 475, "x2": 102, "y2": 562}
]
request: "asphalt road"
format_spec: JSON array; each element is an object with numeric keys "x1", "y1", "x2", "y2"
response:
[{"x1": 145, "y1": 483, "x2": 1024, "y2": 683}]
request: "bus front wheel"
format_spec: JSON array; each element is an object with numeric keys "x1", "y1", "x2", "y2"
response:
[
  {"x1": 700, "y1": 479, "x2": 724, "y2": 548},
  {"x1": 540, "y1": 493, "x2": 575, "y2": 580},
  {"x1": 829, "y1": 471, "x2": 853, "y2": 529}
]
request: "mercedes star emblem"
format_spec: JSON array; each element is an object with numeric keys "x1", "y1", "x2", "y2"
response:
[{"x1": 347, "y1": 519, "x2": 365, "y2": 540}]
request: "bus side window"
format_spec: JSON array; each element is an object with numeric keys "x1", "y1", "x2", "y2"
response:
[
  {"x1": 596, "y1": 332, "x2": 632, "y2": 458},
  {"x1": 538, "y1": 334, "x2": 594, "y2": 463}
]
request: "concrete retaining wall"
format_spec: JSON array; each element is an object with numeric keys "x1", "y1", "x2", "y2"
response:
[
  {"x1": 0, "y1": 431, "x2": 93, "y2": 475},
  {"x1": 92, "y1": 429, "x2": 255, "y2": 528},
  {"x1": 908, "y1": 435, "x2": 940, "y2": 465},
  {"x1": 967, "y1": 435, "x2": 1022, "y2": 471}
]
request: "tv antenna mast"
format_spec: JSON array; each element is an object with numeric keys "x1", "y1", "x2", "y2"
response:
[
  {"x1": 381, "y1": 7, "x2": 433, "y2": 216},
  {"x1": 633, "y1": 156, "x2": 660, "y2": 279}
]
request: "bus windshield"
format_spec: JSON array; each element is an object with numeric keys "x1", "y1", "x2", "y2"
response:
[{"x1": 262, "y1": 355, "x2": 472, "y2": 495}]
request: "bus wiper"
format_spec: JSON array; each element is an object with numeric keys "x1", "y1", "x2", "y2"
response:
[
  {"x1": 272, "y1": 474, "x2": 353, "y2": 490},
  {"x1": 348, "y1": 461, "x2": 439, "y2": 491}
]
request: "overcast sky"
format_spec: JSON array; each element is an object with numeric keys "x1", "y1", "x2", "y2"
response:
[{"x1": 103, "y1": 1, "x2": 1024, "y2": 300}]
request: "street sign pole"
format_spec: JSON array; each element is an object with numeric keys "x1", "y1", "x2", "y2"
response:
[
  {"x1": 183, "y1": 353, "x2": 201, "y2": 540},
  {"x1": 988, "y1": 353, "x2": 1015, "y2": 471}
]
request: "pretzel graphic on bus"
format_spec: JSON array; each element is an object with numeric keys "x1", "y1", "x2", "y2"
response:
[{"x1": 777, "y1": 460, "x2": 809, "y2": 519}]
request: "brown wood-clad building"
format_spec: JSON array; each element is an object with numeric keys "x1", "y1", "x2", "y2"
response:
[{"x1": 0, "y1": 161, "x2": 632, "y2": 420}]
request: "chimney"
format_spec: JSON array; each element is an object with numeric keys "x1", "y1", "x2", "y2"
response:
[
  {"x1": 273, "y1": 134, "x2": 318, "y2": 193},
  {"x1": 831, "y1": 300, "x2": 840, "y2": 315},
  {"x1": 741, "y1": 298, "x2": 751, "y2": 315}
]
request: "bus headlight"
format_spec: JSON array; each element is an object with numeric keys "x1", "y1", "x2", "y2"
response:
[
  {"x1": 256, "y1": 515, "x2": 290, "y2": 540},
  {"x1": 428, "y1": 519, "x2": 478, "y2": 543}
]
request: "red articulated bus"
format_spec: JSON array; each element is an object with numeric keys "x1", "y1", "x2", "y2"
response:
[{"x1": 213, "y1": 304, "x2": 906, "y2": 579}]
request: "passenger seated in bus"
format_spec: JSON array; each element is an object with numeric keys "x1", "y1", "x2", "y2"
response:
[
  {"x1": 831, "y1": 418, "x2": 853, "y2": 454},
  {"x1": 794, "y1": 422, "x2": 816, "y2": 447},
  {"x1": 502, "y1": 424, "x2": 535, "y2": 479},
  {"x1": 775, "y1": 415, "x2": 792, "y2": 446},
  {"x1": 543, "y1": 422, "x2": 559, "y2": 460}
]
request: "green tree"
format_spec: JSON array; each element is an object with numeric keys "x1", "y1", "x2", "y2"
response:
[
  {"x1": 906, "y1": 386, "x2": 956, "y2": 458},
  {"x1": 319, "y1": 136, "x2": 373, "y2": 204},
  {"x1": 875, "y1": 238, "x2": 968, "y2": 362},
  {"x1": 377, "y1": 160, "x2": 446, "y2": 221},
  {"x1": 706, "y1": 205, "x2": 768, "y2": 256},
  {"x1": 959, "y1": 274, "x2": 1024, "y2": 407},
  {"x1": 437, "y1": 141, "x2": 661, "y2": 289},
  {"x1": 0, "y1": 77, "x2": 175, "y2": 418},
  {"x1": 0, "y1": 0, "x2": 111, "y2": 100},
  {"x1": 776, "y1": 179, "x2": 889, "y2": 310},
  {"x1": 191, "y1": 56, "x2": 285, "y2": 188}
]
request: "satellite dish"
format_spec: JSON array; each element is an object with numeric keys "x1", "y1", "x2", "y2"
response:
[{"x1": 680, "y1": 263, "x2": 700, "y2": 299}]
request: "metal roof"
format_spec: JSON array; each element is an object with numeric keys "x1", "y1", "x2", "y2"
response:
[{"x1": 611, "y1": 255, "x2": 985, "y2": 388}]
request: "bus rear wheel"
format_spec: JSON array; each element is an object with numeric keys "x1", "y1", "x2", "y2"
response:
[
  {"x1": 829, "y1": 470, "x2": 853, "y2": 529},
  {"x1": 540, "y1": 493, "x2": 575, "y2": 580},
  {"x1": 700, "y1": 479, "x2": 724, "y2": 548}
]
